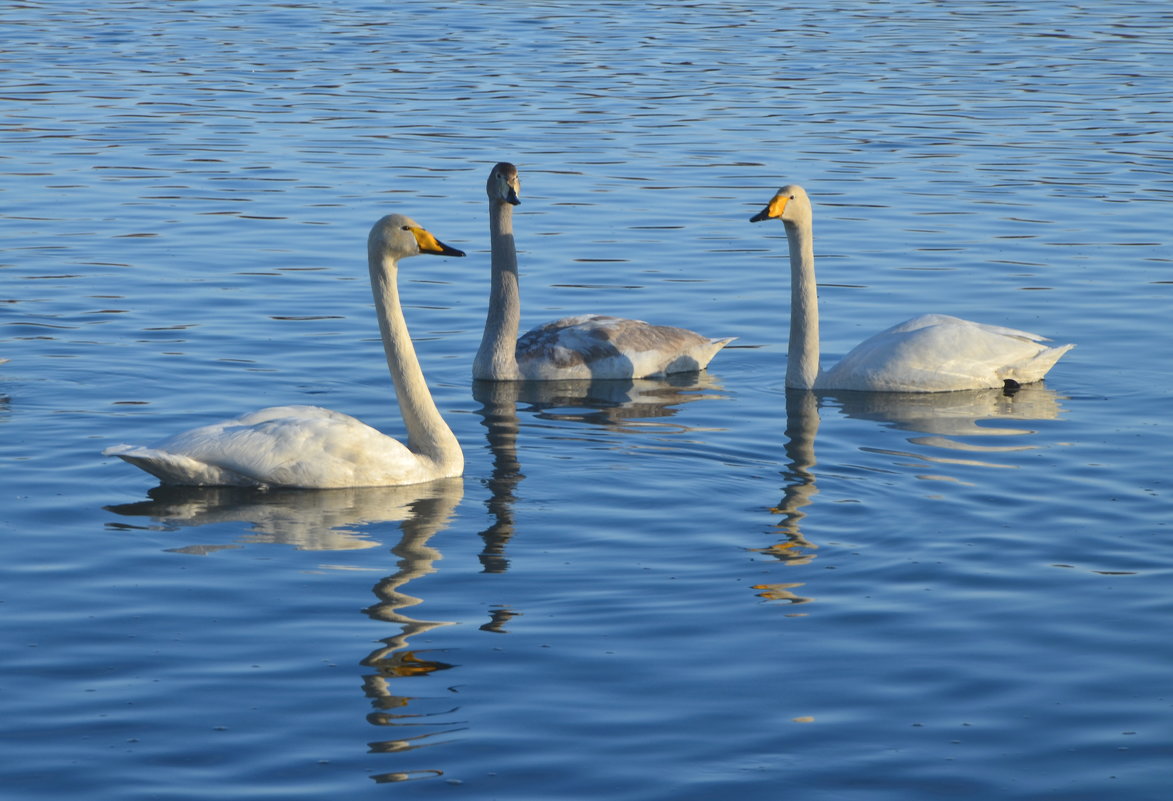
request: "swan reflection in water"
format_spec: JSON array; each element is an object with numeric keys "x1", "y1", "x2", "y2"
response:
[
  {"x1": 102, "y1": 373, "x2": 726, "y2": 783},
  {"x1": 106, "y1": 479, "x2": 463, "y2": 552},
  {"x1": 472, "y1": 372, "x2": 728, "y2": 572},
  {"x1": 352, "y1": 375, "x2": 728, "y2": 782},
  {"x1": 106, "y1": 479, "x2": 467, "y2": 783},
  {"x1": 754, "y1": 384, "x2": 1068, "y2": 607}
]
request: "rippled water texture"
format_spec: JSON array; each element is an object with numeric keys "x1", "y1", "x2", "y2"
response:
[{"x1": 2, "y1": 2, "x2": 1171, "y2": 799}]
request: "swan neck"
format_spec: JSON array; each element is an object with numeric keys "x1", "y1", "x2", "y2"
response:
[
  {"x1": 473, "y1": 199, "x2": 522, "y2": 380},
  {"x1": 785, "y1": 217, "x2": 821, "y2": 390},
  {"x1": 369, "y1": 252, "x2": 462, "y2": 470},
  {"x1": 778, "y1": 388, "x2": 821, "y2": 527}
]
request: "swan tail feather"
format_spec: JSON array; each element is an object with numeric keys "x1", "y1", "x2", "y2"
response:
[
  {"x1": 1000, "y1": 343, "x2": 1075, "y2": 385},
  {"x1": 692, "y1": 336, "x2": 737, "y2": 370},
  {"x1": 103, "y1": 444, "x2": 265, "y2": 488}
]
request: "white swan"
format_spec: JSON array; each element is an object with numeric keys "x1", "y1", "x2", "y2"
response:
[
  {"x1": 473, "y1": 162, "x2": 733, "y2": 381},
  {"x1": 104, "y1": 215, "x2": 466, "y2": 488},
  {"x1": 750, "y1": 185, "x2": 1073, "y2": 392}
]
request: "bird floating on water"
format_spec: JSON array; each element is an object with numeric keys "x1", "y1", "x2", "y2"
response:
[
  {"x1": 105, "y1": 215, "x2": 466, "y2": 488},
  {"x1": 750, "y1": 184, "x2": 1073, "y2": 392},
  {"x1": 473, "y1": 162, "x2": 734, "y2": 381}
]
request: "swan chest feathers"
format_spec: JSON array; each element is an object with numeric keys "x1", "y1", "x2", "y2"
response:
[
  {"x1": 515, "y1": 314, "x2": 734, "y2": 380},
  {"x1": 817, "y1": 314, "x2": 1076, "y2": 392},
  {"x1": 104, "y1": 406, "x2": 458, "y2": 489}
]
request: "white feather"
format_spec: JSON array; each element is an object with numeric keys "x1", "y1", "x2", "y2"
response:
[
  {"x1": 751, "y1": 185, "x2": 1073, "y2": 392},
  {"x1": 105, "y1": 216, "x2": 465, "y2": 488}
]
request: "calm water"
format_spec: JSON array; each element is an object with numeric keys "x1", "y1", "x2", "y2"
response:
[{"x1": 2, "y1": 1, "x2": 1171, "y2": 799}]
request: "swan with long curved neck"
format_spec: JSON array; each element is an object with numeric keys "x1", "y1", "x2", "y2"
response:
[
  {"x1": 473, "y1": 162, "x2": 733, "y2": 381},
  {"x1": 750, "y1": 184, "x2": 1073, "y2": 392},
  {"x1": 104, "y1": 214, "x2": 466, "y2": 488}
]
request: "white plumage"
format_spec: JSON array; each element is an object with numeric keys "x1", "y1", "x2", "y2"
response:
[
  {"x1": 750, "y1": 184, "x2": 1073, "y2": 392},
  {"x1": 105, "y1": 215, "x2": 466, "y2": 488}
]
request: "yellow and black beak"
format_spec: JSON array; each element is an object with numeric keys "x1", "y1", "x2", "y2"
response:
[
  {"x1": 749, "y1": 192, "x2": 788, "y2": 223},
  {"x1": 411, "y1": 226, "x2": 466, "y2": 257}
]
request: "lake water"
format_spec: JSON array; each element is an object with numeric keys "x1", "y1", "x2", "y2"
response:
[{"x1": 2, "y1": 1, "x2": 1171, "y2": 798}]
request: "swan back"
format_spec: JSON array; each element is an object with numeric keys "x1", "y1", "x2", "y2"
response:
[
  {"x1": 515, "y1": 314, "x2": 732, "y2": 380},
  {"x1": 106, "y1": 406, "x2": 422, "y2": 488},
  {"x1": 819, "y1": 314, "x2": 1074, "y2": 392}
]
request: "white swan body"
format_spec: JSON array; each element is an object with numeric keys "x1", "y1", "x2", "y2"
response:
[
  {"x1": 750, "y1": 185, "x2": 1073, "y2": 392},
  {"x1": 473, "y1": 162, "x2": 733, "y2": 381},
  {"x1": 105, "y1": 215, "x2": 466, "y2": 488}
]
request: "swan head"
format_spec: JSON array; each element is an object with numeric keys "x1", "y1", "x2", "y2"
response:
[
  {"x1": 368, "y1": 214, "x2": 466, "y2": 262},
  {"x1": 487, "y1": 162, "x2": 521, "y2": 206},
  {"x1": 749, "y1": 184, "x2": 811, "y2": 228}
]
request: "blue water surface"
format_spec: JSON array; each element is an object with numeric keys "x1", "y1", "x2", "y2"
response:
[{"x1": 2, "y1": 2, "x2": 1171, "y2": 799}]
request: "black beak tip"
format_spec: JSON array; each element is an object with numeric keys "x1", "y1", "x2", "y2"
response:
[{"x1": 749, "y1": 211, "x2": 767, "y2": 223}]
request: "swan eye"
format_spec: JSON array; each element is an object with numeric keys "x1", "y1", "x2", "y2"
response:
[{"x1": 401, "y1": 225, "x2": 412, "y2": 231}]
